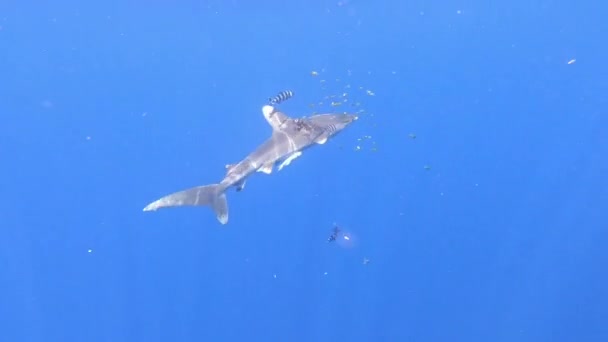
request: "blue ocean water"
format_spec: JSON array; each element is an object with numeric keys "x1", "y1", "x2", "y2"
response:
[{"x1": 1, "y1": 1, "x2": 606, "y2": 341}]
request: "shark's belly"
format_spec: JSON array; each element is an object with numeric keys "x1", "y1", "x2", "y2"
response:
[{"x1": 249, "y1": 136, "x2": 298, "y2": 165}]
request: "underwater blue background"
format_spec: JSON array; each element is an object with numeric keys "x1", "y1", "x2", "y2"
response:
[{"x1": 1, "y1": 1, "x2": 607, "y2": 341}]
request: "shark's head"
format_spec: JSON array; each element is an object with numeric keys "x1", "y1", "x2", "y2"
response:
[{"x1": 307, "y1": 113, "x2": 358, "y2": 138}]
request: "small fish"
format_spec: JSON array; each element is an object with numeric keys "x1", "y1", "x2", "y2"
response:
[{"x1": 269, "y1": 90, "x2": 294, "y2": 105}]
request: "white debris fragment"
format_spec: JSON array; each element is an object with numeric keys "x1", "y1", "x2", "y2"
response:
[{"x1": 567, "y1": 59, "x2": 576, "y2": 65}]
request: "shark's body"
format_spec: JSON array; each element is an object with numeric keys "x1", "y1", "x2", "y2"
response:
[{"x1": 143, "y1": 104, "x2": 357, "y2": 224}]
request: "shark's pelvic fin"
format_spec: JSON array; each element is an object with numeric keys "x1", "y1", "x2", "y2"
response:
[
  {"x1": 143, "y1": 184, "x2": 229, "y2": 224},
  {"x1": 235, "y1": 179, "x2": 246, "y2": 192},
  {"x1": 257, "y1": 163, "x2": 273, "y2": 174},
  {"x1": 277, "y1": 151, "x2": 302, "y2": 171}
]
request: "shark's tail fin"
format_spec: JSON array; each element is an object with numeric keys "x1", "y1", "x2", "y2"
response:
[{"x1": 143, "y1": 184, "x2": 229, "y2": 224}]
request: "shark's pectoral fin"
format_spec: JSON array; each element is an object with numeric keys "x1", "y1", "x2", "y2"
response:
[
  {"x1": 257, "y1": 163, "x2": 273, "y2": 174},
  {"x1": 315, "y1": 135, "x2": 328, "y2": 145},
  {"x1": 278, "y1": 151, "x2": 303, "y2": 171}
]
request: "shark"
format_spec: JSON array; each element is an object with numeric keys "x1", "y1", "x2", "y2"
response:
[{"x1": 142, "y1": 104, "x2": 357, "y2": 224}]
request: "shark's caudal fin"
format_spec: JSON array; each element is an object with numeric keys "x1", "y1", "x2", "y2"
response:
[{"x1": 143, "y1": 184, "x2": 229, "y2": 224}]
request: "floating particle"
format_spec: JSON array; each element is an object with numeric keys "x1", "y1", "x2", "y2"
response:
[
  {"x1": 366, "y1": 90, "x2": 375, "y2": 96},
  {"x1": 87, "y1": 249, "x2": 93, "y2": 253},
  {"x1": 363, "y1": 258, "x2": 370, "y2": 265},
  {"x1": 567, "y1": 59, "x2": 576, "y2": 65},
  {"x1": 331, "y1": 101, "x2": 342, "y2": 107},
  {"x1": 311, "y1": 70, "x2": 319, "y2": 76},
  {"x1": 355, "y1": 145, "x2": 361, "y2": 151},
  {"x1": 86, "y1": 136, "x2": 92, "y2": 141},
  {"x1": 424, "y1": 165, "x2": 431, "y2": 170},
  {"x1": 408, "y1": 133, "x2": 417, "y2": 139}
]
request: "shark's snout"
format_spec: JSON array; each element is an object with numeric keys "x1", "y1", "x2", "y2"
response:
[
  {"x1": 310, "y1": 113, "x2": 357, "y2": 126},
  {"x1": 345, "y1": 114, "x2": 358, "y2": 123},
  {"x1": 332, "y1": 113, "x2": 358, "y2": 130}
]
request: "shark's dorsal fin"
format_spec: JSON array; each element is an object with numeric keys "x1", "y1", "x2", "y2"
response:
[
  {"x1": 262, "y1": 105, "x2": 290, "y2": 132},
  {"x1": 225, "y1": 163, "x2": 238, "y2": 175}
]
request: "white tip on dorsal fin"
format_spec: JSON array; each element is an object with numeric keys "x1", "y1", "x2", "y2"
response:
[
  {"x1": 262, "y1": 105, "x2": 290, "y2": 131},
  {"x1": 257, "y1": 163, "x2": 273, "y2": 174},
  {"x1": 262, "y1": 105, "x2": 275, "y2": 117}
]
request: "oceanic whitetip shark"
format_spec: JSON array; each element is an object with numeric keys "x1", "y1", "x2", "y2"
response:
[{"x1": 143, "y1": 104, "x2": 357, "y2": 224}]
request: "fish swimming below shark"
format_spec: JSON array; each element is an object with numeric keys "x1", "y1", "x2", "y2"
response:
[{"x1": 143, "y1": 104, "x2": 358, "y2": 224}]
